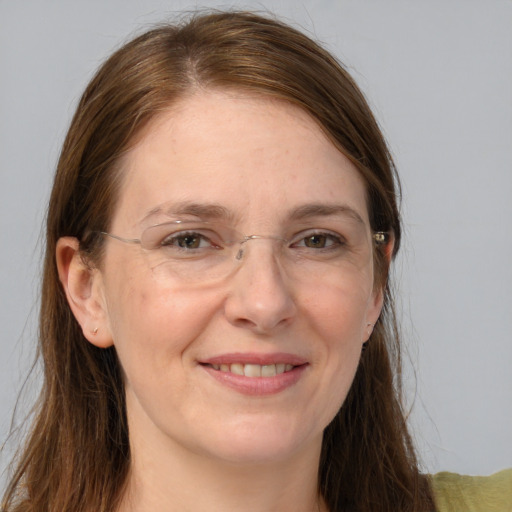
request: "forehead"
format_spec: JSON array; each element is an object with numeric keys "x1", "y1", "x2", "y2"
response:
[{"x1": 113, "y1": 90, "x2": 369, "y2": 230}]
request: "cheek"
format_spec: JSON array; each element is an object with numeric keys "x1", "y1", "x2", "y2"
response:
[
  {"x1": 302, "y1": 278, "x2": 372, "y2": 414},
  {"x1": 303, "y1": 275, "x2": 373, "y2": 345},
  {"x1": 102, "y1": 261, "x2": 218, "y2": 377}
]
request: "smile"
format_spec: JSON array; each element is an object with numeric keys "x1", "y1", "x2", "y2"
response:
[
  {"x1": 205, "y1": 363, "x2": 295, "y2": 377},
  {"x1": 199, "y1": 353, "x2": 308, "y2": 395}
]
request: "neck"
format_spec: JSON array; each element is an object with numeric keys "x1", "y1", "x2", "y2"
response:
[{"x1": 117, "y1": 415, "x2": 326, "y2": 512}]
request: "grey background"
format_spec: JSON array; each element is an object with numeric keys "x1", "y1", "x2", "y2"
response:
[{"x1": 1, "y1": 0, "x2": 511, "y2": 482}]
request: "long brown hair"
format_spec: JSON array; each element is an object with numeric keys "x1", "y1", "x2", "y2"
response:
[{"x1": 2, "y1": 11, "x2": 434, "y2": 512}]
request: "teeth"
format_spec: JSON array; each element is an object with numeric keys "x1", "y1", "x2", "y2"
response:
[
  {"x1": 244, "y1": 364, "x2": 261, "y2": 377},
  {"x1": 261, "y1": 364, "x2": 276, "y2": 377},
  {"x1": 209, "y1": 363, "x2": 296, "y2": 377},
  {"x1": 231, "y1": 363, "x2": 244, "y2": 375}
]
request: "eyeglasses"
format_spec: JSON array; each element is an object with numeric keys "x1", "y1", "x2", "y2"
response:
[{"x1": 99, "y1": 220, "x2": 389, "y2": 284}]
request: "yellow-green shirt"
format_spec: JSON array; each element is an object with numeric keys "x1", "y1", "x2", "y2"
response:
[{"x1": 432, "y1": 468, "x2": 512, "y2": 511}]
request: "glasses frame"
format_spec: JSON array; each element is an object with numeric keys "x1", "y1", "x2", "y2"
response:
[
  {"x1": 98, "y1": 224, "x2": 390, "y2": 249},
  {"x1": 93, "y1": 221, "x2": 390, "y2": 283}
]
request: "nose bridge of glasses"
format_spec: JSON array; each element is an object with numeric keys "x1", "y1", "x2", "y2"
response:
[{"x1": 235, "y1": 234, "x2": 289, "y2": 261}]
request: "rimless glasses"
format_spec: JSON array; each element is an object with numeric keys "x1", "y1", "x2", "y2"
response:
[{"x1": 99, "y1": 220, "x2": 389, "y2": 284}]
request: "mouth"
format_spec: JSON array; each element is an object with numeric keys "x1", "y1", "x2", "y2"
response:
[
  {"x1": 198, "y1": 353, "x2": 308, "y2": 395},
  {"x1": 202, "y1": 362, "x2": 296, "y2": 377}
]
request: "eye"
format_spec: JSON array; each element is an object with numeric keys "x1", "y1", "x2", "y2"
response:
[
  {"x1": 161, "y1": 231, "x2": 219, "y2": 250},
  {"x1": 292, "y1": 231, "x2": 345, "y2": 250},
  {"x1": 302, "y1": 234, "x2": 333, "y2": 249},
  {"x1": 140, "y1": 222, "x2": 233, "y2": 253}
]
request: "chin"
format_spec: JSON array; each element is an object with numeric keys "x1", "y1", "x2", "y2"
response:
[{"x1": 194, "y1": 415, "x2": 323, "y2": 466}]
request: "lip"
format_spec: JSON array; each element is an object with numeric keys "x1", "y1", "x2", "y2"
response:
[
  {"x1": 198, "y1": 352, "x2": 309, "y2": 396},
  {"x1": 201, "y1": 352, "x2": 308, "y2": 366}
]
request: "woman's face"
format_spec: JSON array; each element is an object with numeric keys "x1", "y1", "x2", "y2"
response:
[{"x1": 93, "y1": 91, "x2": 383, "y2": 464}]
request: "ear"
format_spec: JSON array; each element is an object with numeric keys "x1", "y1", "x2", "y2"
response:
[
  {"x1": 365, "y1": 234, "x2": 396, "y2": 340},
  {"x1": 364, "y1": 289, "x2": 384, "y2": 342},
  {"x1": 381, "y1": 233, "x2": 395, "y2": 267},
  {"x1": 56, "y1": 237, "x2": 113, "y2": 348}
]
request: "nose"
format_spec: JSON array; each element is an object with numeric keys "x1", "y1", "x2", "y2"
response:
[{"x1": 224, "y1": 239, "x2": 297, "y2": 335}]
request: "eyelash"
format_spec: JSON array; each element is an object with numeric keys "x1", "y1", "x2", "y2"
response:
[
  {"x1": 161, "y1": 231, "x2": 220, "y2": 250},
  {"x1": 291, "y1": 231, "x2": 346, "y2": 250},
  {"x1": 159, "y1": 230, "x2": 347, "y2": 251}
]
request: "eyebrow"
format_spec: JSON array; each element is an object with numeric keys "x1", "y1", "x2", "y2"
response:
[
  {"x1": 140, "y1": 201, "x2": 365, "y2": 225},
  {"x1": 288, "y1": 203, "x2": 365, "y2": 225},
  {"x1": 141, "y1": 202, "x2": 233, "y2": 224}
]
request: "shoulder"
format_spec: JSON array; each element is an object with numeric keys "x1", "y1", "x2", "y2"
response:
[{"x1": 431, "y1": 468, "x2": 512, "y2": 512}]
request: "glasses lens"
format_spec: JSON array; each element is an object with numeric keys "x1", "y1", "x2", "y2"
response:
[
  {"x1": 140, "y1": 221, "x2": 238, "y2": 281},
  {"x1": 138, "y1": 220, "x2": 372, "y2": 284}
]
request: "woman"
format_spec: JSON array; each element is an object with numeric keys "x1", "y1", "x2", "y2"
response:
[{"x1": 1, "y1": 10, "x2": 508, "y2": 512}]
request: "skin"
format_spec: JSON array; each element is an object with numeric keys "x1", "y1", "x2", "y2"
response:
[{"x1": 57, "y1": 90, "x2": 384, "y2": 512}]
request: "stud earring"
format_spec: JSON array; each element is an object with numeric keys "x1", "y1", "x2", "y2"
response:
[{"x1": 92, "y1": 327, "x2": 98, "y2": 335}]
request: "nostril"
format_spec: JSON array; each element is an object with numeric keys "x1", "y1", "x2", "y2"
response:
[{"x1": 231, "y1": 317, "x2": 259, "y2": 330}]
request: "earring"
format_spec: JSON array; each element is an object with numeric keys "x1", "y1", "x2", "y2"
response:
[{"x1": 92, "y1": 327, "x2": 98, "y2": 335}]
